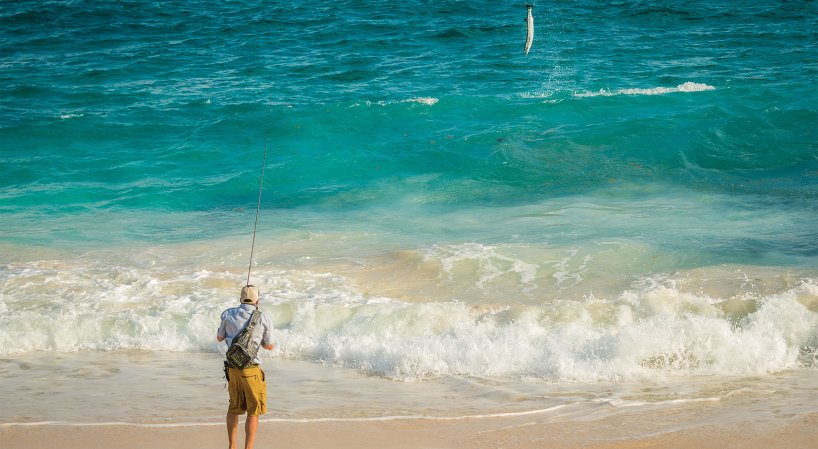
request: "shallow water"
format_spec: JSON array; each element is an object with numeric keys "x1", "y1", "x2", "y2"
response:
[{"x1": 1, "y1": 351, "x2": 816, "y2": 428}]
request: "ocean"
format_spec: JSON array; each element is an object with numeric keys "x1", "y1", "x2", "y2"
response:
[{"x1": 1, "y1": 0, "x2": 817, "y2": 427}]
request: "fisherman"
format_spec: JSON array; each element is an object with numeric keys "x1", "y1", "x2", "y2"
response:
[{"x1": 217, "y1": 285, "x2": 275, "y2": 449}]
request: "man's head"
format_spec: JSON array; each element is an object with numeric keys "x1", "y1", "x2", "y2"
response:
[{"x1": 240, "y1": 285, "x2": 259, "y2": 304}]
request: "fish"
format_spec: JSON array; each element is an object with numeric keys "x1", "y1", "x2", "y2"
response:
[{"x1": 524, "y1": 4, "x2": 534, "y2": 55}]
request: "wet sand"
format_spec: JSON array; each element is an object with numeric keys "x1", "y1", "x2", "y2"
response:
[{"x1": 3, "y1": 406, "x2": 816, "y2": 449}]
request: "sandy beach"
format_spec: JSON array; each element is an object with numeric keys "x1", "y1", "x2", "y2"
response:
[{"x1": 3, "y1": 406, "x2": 817, "y2": 449}]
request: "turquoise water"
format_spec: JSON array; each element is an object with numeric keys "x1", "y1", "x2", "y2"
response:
[
  {"x1": 3, "y1": 0, "x2": 816, "y2": 262},
  {"x1": 2, "y1": 1, "x2": 818, "y2": 422}
]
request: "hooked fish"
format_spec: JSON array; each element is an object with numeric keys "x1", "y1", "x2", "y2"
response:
[{"x1": 524, "y1": 4, "x2": 534, "y2": 55}]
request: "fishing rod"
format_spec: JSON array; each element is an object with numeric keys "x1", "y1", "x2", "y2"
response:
[{"x1": 246, "y1": 138, "x2": 268, "y2": 286}]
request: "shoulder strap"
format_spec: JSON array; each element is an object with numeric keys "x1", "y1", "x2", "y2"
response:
[
  {"x1": 243, "y1": 309, "x2": 261, "y2": 334},
  {"x1": 229, "y1": 309, "x2": 262, "y2": 347}
]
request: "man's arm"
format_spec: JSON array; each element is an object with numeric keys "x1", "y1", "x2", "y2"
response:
[
  {"x1": 216, "y1": 311, "x2": 227, "y2": 342},
  {"x1": 260, "y1": 314, "x2": 275, "y2": 351}
]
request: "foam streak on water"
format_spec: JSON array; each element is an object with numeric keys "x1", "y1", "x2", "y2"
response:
[{"x1": 574, "y1": 82, "x2": 716, "y2": 97}]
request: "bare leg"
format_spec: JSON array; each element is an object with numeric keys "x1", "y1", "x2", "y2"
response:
[
  {"x1": 244, "y1": 414, "x2": 259, "y2": 449},
  {"x1": 226, "y1": 413, "x2": 240, "y2": 449}
]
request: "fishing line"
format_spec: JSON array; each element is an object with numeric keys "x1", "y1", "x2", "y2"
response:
[{"x1": 246, "y1": 137, "x2": 268, "y2": 286}]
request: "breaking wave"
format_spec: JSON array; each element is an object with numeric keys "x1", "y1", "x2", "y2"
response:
[{"x1": 1, "y1": 257, "x2": 816, "y2": 383}]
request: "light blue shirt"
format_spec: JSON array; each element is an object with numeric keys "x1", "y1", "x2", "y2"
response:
[{"x1": 217, "y1": 303, "x2": 274, "y2": 365}]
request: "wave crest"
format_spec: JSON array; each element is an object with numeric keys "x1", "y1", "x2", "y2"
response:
[
  {"x1": 2, "y1": 259, "x2": 815, "y2": 383},
  {"x1": 575, "y1": 82, "x2": 715, "y2": 98}
]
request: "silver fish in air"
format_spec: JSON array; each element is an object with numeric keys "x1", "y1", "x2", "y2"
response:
[{"x1": 524, "y1": 4, "x2": 534, "y2": 55}]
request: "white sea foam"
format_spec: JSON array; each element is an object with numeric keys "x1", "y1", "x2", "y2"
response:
[
  {"x1": 519, "y1": 92, "x2": 562, "y2": 103},
  {"x1": 575, "y1": 82, "x2": 715, "y2": 98},
  {"x1": 1, "y1": 257, "x2": 816, "y2": 383},
  {"x1": 351, "y1": 97, "x2": 439, "y2": 107},
  {"x1": 59, "y1": 113, "x2": 84, "y2": 119},
  {"x1": 597, "y1": 396, "x2": 721, "y2": 408},
  {"x1": 425, "y1": 243, "x2": 539, "y2": 289},
  {"x1": 401, "y1": 97, "x2": 439, "y2": 106},
  {"x1": 548, "y1": 248, "x2": 593, "y2": 287}
]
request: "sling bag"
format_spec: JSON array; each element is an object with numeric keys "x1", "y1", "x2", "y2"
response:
[{"x1": 225, "y1": 308, "x2": 262, "y2": 369}]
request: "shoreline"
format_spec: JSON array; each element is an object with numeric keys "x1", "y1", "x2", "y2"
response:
[
  {"x1": 3, "y1": 352, "x2": 818, "y2": 430},
  {"x1": 0, "y1": 404, "x2": 569, "y2": 428},
  {"x1": 3, "y1": 408, "x2": 817, "y2": 449}
]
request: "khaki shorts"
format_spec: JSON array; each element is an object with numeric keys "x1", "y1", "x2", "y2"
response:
[{"x1": 227, "y1": 366, "x2": 267, "y2": 416}]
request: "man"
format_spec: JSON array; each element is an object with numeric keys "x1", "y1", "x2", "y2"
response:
[{"x1": 217, "y1": 285, "x2": 275, "y2": 449}]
